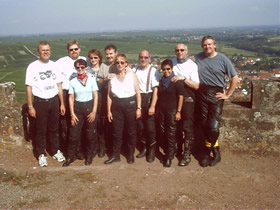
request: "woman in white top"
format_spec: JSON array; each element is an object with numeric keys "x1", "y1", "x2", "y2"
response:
[{"x1": 105, "y1": 54, "x2": 141, "y2": 164}]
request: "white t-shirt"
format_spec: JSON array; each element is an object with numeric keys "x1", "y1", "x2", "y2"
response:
[
  {"x1": 133, "y1": 64, "x2": 160, "y2": 94},
  {"x1": 110, "y1": 71, "x2": 136, "y2": 98},
  {"x1": 55, "y1": 56, "x2": 86, "y2": 90},
  {"x1": 25, "y1": 60, "x2": 61, "y2": 99},
  {"x1": 172, "y1": 58, "x2": 200, "y2": 83},
  {"x1": 69, "y1": 76, "x2": 99, "y2": 102}
]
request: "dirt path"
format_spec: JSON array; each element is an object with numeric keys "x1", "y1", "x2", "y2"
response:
[{"x1": 0, "y1": 142, "x2": 279, "y2": 209}]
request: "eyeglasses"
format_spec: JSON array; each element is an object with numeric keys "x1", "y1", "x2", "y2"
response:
[
  {"x1": 116, "y1": 61, "x2": 126, "y2": 65},
  {"x1": 76, "y1": 66, "x2": 86, "y2": 70},
  {"x1": 139, "y1": 56, "x2": 149, "y2": 59},
  {"x1": 176, "y1": 49, "x2": 185, "y2": 52},
  {"x1": 90, "y1": 56, "x2": 99, "y2": 60},
  {"x1": 69, "y1": 48, "x2": 79, "y2": 52},
  {"x1": 162, "y1": 68, "x2": 171, "y2": 71}
]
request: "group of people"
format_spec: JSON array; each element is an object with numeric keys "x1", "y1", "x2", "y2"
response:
[{"x1": 25, "y1": 36, "x2": 238, "y2": 168}]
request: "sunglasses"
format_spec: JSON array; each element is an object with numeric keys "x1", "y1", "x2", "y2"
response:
[
  {"x1": 76, "y1": 66, "x2": 86, "y2": 70},
  {"x1": 176, "y1": 49, "x2": 185, "y2": 52},
  {"x1": 139, "y1": 56, "x2": 149, "y2": 59},
  {"x1": 162, "y1": 68, "x2": 171, "y2": 71},
  {"x1": 69, "y1": 48, "x2": 79, "y2": 52},
  {"x1": 90, "y1": 56, "x2": 99, "y2": 60},
  {"x1": 116, "y1": 61, "x2": 126, "y2": 65}
]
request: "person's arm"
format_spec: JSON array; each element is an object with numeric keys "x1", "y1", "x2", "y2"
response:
[
  {"x1": 148, "y1": 86, "x2": 158, "y2": 116},
  {"x1": 133, "y1": 73, "x2": 141, "y2": 119},
  {"x1": 107, "y1": 82, "x2": 113, "y2": 123},
  {"x1": 57, "y1": 82, "x2": 65, "y2": 116},
  {"x1": 69, "y1": 94, "x2": 78, "y2": 126},
  {"x1": 26, "y1": 85, "x2": 36, "y2": 118},
  {"x1": 216, "y1": 75, "x2": 238, "y2": 100},
  {"x1": 175, "y1": 95, "x2": 183, "y2": 121},
  {"x1": 87, "y1": 91, "x2": 98, "y2": 123},
  {"x1": 172, "y1": 75, "x2": 199, "y2": 90}
]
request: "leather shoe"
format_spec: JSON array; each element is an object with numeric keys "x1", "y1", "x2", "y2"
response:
[
  {"x1": 104, "y1": 156, "x2": 120, "y2": 164},
  {"x1": 136, "y1": 147, "x2": 147, "y2": 158},
  {"x1": 85, "y1": 156, "x2": 93, "y2": 165},
  {"x1": 98, "y1": 149, "x2": 105, "y2": 158},
  {"x1": 127, "y1": 154, "x2": 135, "y2": 164},
  {"x1": 163, "y1": 159, "x2": 172, "y2": 167},
  {"x1": 62, "y1": 158, "x2": 74, "y2": 167}
]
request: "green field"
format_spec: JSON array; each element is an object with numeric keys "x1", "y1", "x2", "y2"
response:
[{"x1": 0, "y1": 30, "x2": 278, "y2": 103}]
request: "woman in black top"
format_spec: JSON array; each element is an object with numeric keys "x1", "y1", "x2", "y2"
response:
[{"x1": 157, "y1": 59, "x2": 184, "y2": 167}]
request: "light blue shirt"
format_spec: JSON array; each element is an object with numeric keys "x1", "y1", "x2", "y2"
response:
[{"x1": 69, "y1": 76, "x2": 99, "y2": 102}]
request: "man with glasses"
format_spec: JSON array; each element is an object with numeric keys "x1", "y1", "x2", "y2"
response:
[
  {"x1": 133, "y1": 50, "x2": 160, "y2": 162},
  {"x1": 25, "y1": 41, "x2": 65, "y2": 167},
  {"x1": 171, "y1": 43, "x2": 200, "y2": 166},
  {"x1": 55, "y1": 40, "x2": 86, "y2": 157}
]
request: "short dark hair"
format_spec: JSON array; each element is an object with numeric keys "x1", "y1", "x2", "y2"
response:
[
  {"x1": 104, "y1": 44, "x2": 117, "y2": 52},
  {"x1": 161, "y1": 59, "x2": 173, "y2": 69},
  {"x1": 88, "y1": 49, "x2": 102, "y2": 65},
  {"x1": 74, "y1": 59, "x2": 87, "y2": 68},
  {"x1": 201, "y1": 35, "x2": 216, "y2": 47}
]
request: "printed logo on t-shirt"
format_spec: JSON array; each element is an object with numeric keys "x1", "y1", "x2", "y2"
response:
[{"x1": 39, "y1": 70, "x2": 56, "y2": 80}]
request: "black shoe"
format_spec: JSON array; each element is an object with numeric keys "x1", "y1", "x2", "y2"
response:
[
  {"x1": 104, "y1": 156, "x2": 121, "y2": 164},
  {"x1": 200, "y1": 154, "x2": 210, "y2": 167},
  {"x1": 163, "y1": 159, "x2": 172, "y2": 167},
  {"x1": 98, "y1": 149, "x2": 106, "y2": 158},
  {"x1": 62, "y1": 158, "x2": 74, "y2": 167},
  {"x1": 85, "y1": 156, "x2": 93, "y2": 165},
  {"x1": 136, "y1": 147, "x2": 147, "y2": 158},
  {"x1": 178, "y1": 153, "x2": 191, "y2": 166},
  {"x1": 209, "y1": 146, "x2": 221, "y2": 167},
  {"x1": 127, "y1": 154, "x2": 135, "y2": 164},
  {"x1": 146, "y1": 147, "x2": 156, "y2": 163}
]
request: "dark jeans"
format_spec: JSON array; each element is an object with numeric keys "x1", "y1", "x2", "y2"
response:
[
  {"x1": 158, "y1": 109, "x2": 177, "y2": 159},
  {"x1": 111, "y1": 95, "x2": 137, "y2": 158},
  {"x1": 59, "y1": 89, "x2": 71, "y2": 153},
  {"x1": 33, "y1": 95, "x2": 60, "y2": 157},
  {"x1": 197, "y1": 84, "x2": 224, "y2": 145},
  {"x1": 67, "y1": 100, "x2": 97, "y2": 159},
  {"x1": 137, "y1": 93, "x2": 156, "y2": 147}
]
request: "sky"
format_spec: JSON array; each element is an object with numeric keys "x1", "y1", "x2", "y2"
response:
[{"x1": 0, "y1": 0, "x2": 279, "y2": 36}]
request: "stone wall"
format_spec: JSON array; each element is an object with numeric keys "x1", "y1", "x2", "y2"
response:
[
  {"x1": 0, "y1": 80, "x2": 279, "y2": 154},
  {"x1": 0, "y1": 82, "x2": 24, "y2": 147},
  {"x1": 221, "y1": 80, "x2": 280, "y2": 154}
]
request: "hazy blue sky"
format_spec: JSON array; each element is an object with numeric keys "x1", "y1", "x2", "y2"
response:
[{"x1": 0, "y1": 0, "x2": 279, "y2": 36}]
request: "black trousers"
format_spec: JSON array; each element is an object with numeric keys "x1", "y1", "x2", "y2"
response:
[
  {"x1": 197, "y1": 84, "x2": 224, "y2": 145},
  {"x1": 33, "y1": 95, "x2": 60, "y2": 156},
  {"x1": 111, "y1": 95, "x2": 137, "y2": 158},
  {"x1": 67, "y1": 100, "x2": 97, "y2": 159},
  {"x1": 158, "y1": 109, "x2": 177, "y2": 159},
  {"x1": 137, "y1": 93, "x2": 156, "y2": 146}
]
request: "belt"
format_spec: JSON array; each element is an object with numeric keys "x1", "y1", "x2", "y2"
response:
[{"x1": 34, "y1": 95, "x2": 57, "y2": 103}]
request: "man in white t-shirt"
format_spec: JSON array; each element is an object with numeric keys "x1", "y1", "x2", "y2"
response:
[
  {"x1": 55, "y1": 40, "x2": 86, "y2": 157},
  {"x1": 171, "y1": 43, "x2": 200, "y2": 166},
  {"x1": 133, "y1": 50, "x2": 160, "y2": 162},
  {"x1": 25, "y1": 41, "x2": 66, "y2": 167}
]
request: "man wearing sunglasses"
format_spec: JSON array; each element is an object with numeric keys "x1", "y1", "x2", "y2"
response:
[
  {"x1": 133, "y1": 50, "x2": 160, "y2": 162},
  {"x1": 55, "y1": 40, "x2": 86, "y2": 157},
  {"x1": 171, "y1": 43, "x2": 200, "y2": 167}
]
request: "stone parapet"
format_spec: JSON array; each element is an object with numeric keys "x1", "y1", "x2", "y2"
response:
[{"x1": 220, "y1": 80, "x2": 280, "y2": 154}]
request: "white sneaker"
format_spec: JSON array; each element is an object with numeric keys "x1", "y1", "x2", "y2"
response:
[
  {"x1": 38, "y1": 154, "x2": 48, "y2": 167},
  {"x1": 52, "y1": 150, "x2": 65, "y2": 162}
]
